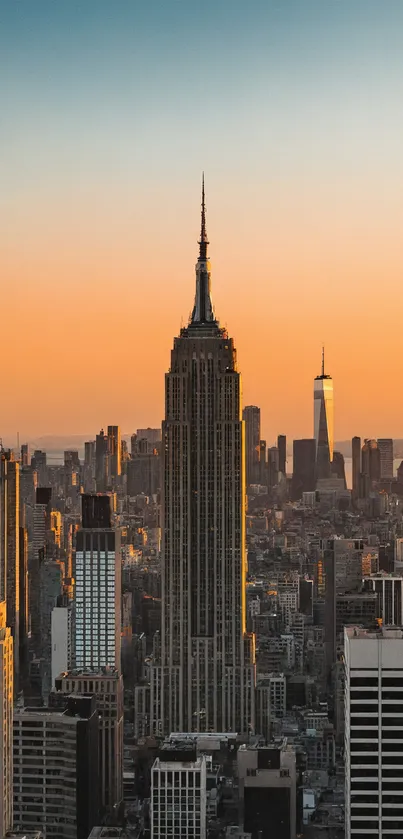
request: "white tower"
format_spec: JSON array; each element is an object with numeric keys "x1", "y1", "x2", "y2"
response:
[{"x1": 314, "y1": 347, "x2": 334, "y2": 479}]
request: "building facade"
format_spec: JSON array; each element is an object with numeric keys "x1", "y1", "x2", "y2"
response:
[
  {"x1": 151, "y1": 754, "x2": 207, "y2": 839},
  {"x1": 378, "y1": 438, "x2": 394, "y2": 480},
  {"x1": 150, "y1": 181, "x2": 255, "y2": 735},
  {"x1": 0, "y1": 601, "x2": 13, "y2": 837},
  {"x1": 13, "y1": 696, "x2": 99, "y2": 839},
  {"x1": 0, "y1": 451, "x2": 20, "y2": 686},
  {"x1": 314, "y1": 349, "x2": 334, "y2": 481},
  {"x1": 54, "y1": 670, "x2": 123, "y2": 814},
  {"x1": 243, "y1": 406, "x2": 261, "y2": 486},
  {"x1": 344, "y1": 626, "x2": 403, "y2": 839},
  {"x1": 74, "y1": 495, "x2": 121, "y2": 671}
]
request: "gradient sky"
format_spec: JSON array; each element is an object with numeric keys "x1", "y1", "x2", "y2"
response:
[{"x1": 2, "y1": 0, "x2": 403, "y2": 443}]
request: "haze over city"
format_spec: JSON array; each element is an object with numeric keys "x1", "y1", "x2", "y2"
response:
[{"x1": 2, "y1": 0, "x2": 403, "y2": 440}]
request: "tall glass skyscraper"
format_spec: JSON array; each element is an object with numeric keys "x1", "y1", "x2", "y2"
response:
[
  {"x1": 150, "y1": 180, "x2": 256, "y2": 735},
  {"x1": 314, "y1": 349, "x2": 334, "y2": 480}
]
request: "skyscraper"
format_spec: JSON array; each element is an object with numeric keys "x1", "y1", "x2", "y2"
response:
[
  {"x1": 95, "y1": 429, "x2": 109, "y2": 492},
  {"x1": 277, "y1": 434, "x2": 287, "y2": 475},
  {"x1": 378, "y1": 438, "x2": 394, "y2": 480},
  {"x1": 74, "y1": 494, "x2": 121, "y2": 671},
  {"x1": 291, "y1": 439, "x2": 316, "y2": 500},
  {"x1": 0, "y1": 601, "x2": 13, "y2": 838},
  {"x1": 1, "y1": 450, "x2": 20, "y2": 688},
  {"x1": 362, "y1": 439, "x2": 381, "y2": 484},
  {"x1": 344, "y1": 625, "x2": 403, "y2": 839},
  {"x1": 107, "y1": 425, "x2": 121, "y2": 481},
  {"x1": 243, "y1": 406, "x2": 261, "y2": 486},
  {"x1": 314, "y1": 349, "x2": 334, "y2": 480},
  {"x1": 351, "y1": 436, "x2": 361, "y2": 499},
  {"x1": 150, "y1": 179, "x2": 255, "y2": 735}
]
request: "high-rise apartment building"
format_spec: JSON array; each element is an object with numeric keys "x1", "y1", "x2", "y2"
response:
[
  {"x1": 314, "y1": 349, "x2": 334, "y2": 480},
  {"x1": 344, "y1": 625, "x2": 403, "y2": 839},
  {"x1": 352, "y1": 436, "x2": 361, "y2": 499},
  {"x1": 0, "y1": 601, "x2": 13, "y2": 838},
  {"x1": 243, "y1": 406, "x2": 261, "y2": 486},
  {"x1": 74, "y1": 494, "x2": 121, "y2": 671},
  {"x1": 151, "y1": 752, "x2": 207, "y2": 839},
  {"x1": 378, "y1": 438, "x2": 394, "y2": 480},
  {"x1": 13, "y1": 696, "x2": 99, "y2": 839},
  {"x1": 150, "y1": 181, "x2": 255, "y2": 735}
]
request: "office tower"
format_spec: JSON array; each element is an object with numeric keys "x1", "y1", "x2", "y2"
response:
[
  {"x1": 378, "y1": 438, "x2": 394, "y2": 480},
  {"x1": 277, "y1": 434, "x2": 286, "y2": 474},
  {"x1": 243, "y1": 405, "x2": 261, "y2": 486},
  {"x1": 13, "y1": 696, "x2": 99, "y2": 839},
  {"x1": 54, "y1": 670, "x2": 123, "y2": 813},
  {"x1": 314, "y1": 348, "x2": 334, "y2": 480},
  {"x1": 362, "y1": 439, "x2": 381, "y2": 483},
  {"x1": 267, "y1": 445, "x2": 279, "y2": 487},
  {"x1": 363, "y1": 573, "x2": 403, "y2": 625},
  {"x1": 1, "y1": 450, "x2": 20, "y2": 687},
  {"x1": 127, "y1": 446, "x2": 161, "y2": 497},
  {"x1": 299, "y1": 578, "x2": 313, "y2": 618},
  {"x1": 74, "y1": 494, "x2": 121, "y2": 671},
  {"x1": 331, "y1": 450, "x2": 347, "y2": 487},
  {"x1": 64, "y1": 450, "x2": 80, "y2": 469},
  {"x1": 352, "y1": 436, "x2": 361, "y2": 499},
  {"x1": 20, "y1": 443, "x2": 30, "y2": 466},
  {"x1": 344, "y1": 625, "x2": 403, "y2": 839},
  {"x1": 150, "y1": 181, "x2": 255, "y2": 735},
  {"x1": 107, "y1": 425, "x2": 121, "y2": 481},
  {"x1": 136, "y1": 427, "x2": 162, "y2": 446},
  {"x1": 31, "y1": 487, "x2": 52, "y2": 658},
  {"x1": 95, "y1": 429, "x2": 109, "y2": 492},
  {"x1": 31, "y1": 449, "x2": 47, "y2": 485},
  {"x1": 291, "y1": 439, "x2": 316, "y2": 500},
  {"x1": 323, "y1": 538, "x2": 365, "y2": 674},
  {"x1": 40, "y1": 559, "x2": 64, "y2": 699},
  {"x1": 83, "y1": 440, "x2": 95, "y2": 491},
  {"x1": 151, "y1": 752, "x2": 207, "y2": 839},
  {"x1": 238, "y1": 742, "x2": 297, "y2": 839},
  {"x1": 51, "y1": 602, "x2": 72, "y2": 689},
  {"x1": 259, "y1": 439, "x2": 267, "y2": 486},
  {"x1": 0, "y1": 601, "x2": 13, "y2": 838},
  {"x1": 19, "y1": 523, "x2": 29, "y2": 680}
]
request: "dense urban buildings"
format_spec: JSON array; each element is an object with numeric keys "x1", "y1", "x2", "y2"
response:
[{"x1": 3, "y1": 186, "x2": 403, "y2": 839}]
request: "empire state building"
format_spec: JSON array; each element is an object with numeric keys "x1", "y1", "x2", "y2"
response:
[{"x1": 150, "y1": 180, "x2": 256, "y2": 735}]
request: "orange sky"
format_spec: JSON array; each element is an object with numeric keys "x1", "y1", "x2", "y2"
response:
[{"x1": 2, "y1": 1, "x2": 403, "y2": 443}]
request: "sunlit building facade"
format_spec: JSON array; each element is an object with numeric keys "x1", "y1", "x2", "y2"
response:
[
  {"x1": 314, "y1": 349, "x2": 334, "y2": 480},
  {"x1": 150, "y1": 180, "x2": 255, "y2": 735},
  {"x1": 0, "y1": 601, "x2": 13, "y2": 838}
]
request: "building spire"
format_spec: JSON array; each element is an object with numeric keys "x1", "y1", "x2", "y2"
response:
[
  {"x1": 322, "y1": 345, "x2": 325, "y2": 377},
  {"x1": 190, "y1": 174, "x2": 216, "y2": 326},
  {"x1": 198, "y1": 172, "x2": 209, "y2": 260}
]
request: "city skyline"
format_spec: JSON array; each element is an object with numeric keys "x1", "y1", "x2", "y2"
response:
[{"x1": 2, "y1": 1, "x2": 403, "y2": 440}]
